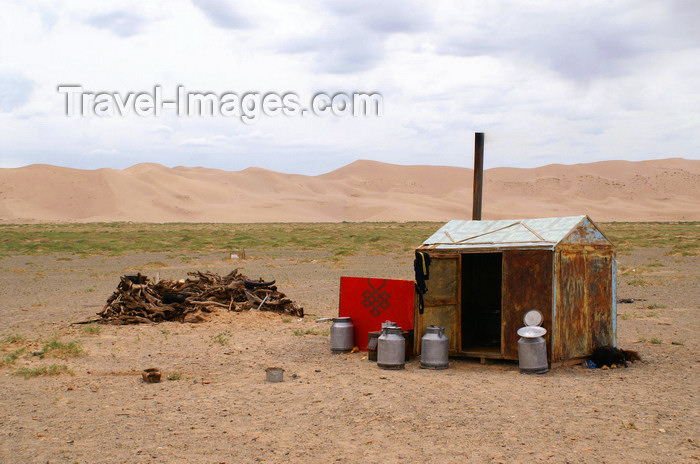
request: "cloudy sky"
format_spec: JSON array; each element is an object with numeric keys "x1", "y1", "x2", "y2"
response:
[{"x1": 0, "y1": 0, "x2": 698, "y2": 174}]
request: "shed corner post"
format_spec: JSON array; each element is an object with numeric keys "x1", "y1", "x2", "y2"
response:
[
  {"x1": 550, "y1": 249, "x2": 559, "y2": 364},
  {"x1": 612, "y1": 254, "x2": 617, "y2": 348}
]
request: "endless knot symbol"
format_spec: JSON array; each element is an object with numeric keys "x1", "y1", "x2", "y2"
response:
[{"x1": 362, "y1": 279, "x2": 390, "y2": 317}]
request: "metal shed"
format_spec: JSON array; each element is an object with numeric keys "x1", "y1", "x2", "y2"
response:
[{"x1": 414, "y1": 215, "x2": 616, "y2": 367}]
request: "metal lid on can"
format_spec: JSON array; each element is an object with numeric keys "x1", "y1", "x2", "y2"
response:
[
  {"x1": 523, "y1": 309, "x2": 543, "y2": 327},
  {"x1": 333, "y1": 317, "x2": 352, "y2": 323},
  {"x1": 517, "y1": 326, "x2": 547, "y2": 338}
]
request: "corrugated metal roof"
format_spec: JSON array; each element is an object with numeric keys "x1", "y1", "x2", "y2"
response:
[{"x1": 421, "y1": 215, "x2": 590, "y2": 250}]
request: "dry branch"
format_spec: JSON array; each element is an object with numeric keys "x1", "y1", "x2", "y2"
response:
[{"x1": 98, "y1": 270, "x2": 303, "y2": 324}]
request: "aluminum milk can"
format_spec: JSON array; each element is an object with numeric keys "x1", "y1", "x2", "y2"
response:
[
  {"x1": 517, "y1": 325, "x2": 548, "y2": 374},
  {"x1": 330, "y1": 317, "x2": 354, "y2": 352},
  {"x1": 518, "y1": 337, "x2": 548, "y2": 373},
  {"x1": 420, "y1": 325, "x2": 449, "y2": 369},
  {"x1": 377, "y1": 326, "x2": 405, "y2": 369}
]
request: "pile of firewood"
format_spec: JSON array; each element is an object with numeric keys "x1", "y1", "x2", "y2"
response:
[{"x1": 98, "y1": 269, "x2": 303, "y2": 324}]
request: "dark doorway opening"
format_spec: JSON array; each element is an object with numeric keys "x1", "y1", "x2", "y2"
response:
[{"x1": 461, "y1": 252, "x2": 502, "y2": 353}]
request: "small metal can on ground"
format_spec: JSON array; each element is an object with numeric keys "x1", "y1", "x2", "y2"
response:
[
  {"x1": 265, "y1": 367, "x2": 284, "y2": 382},
  {"x1": 142, "y1": 368, "x2": 161, "y2": 383}
]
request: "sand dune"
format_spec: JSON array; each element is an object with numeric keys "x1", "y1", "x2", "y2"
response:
[{"x1": 0, "y1": 158, "x2": 698, "y2": 222}]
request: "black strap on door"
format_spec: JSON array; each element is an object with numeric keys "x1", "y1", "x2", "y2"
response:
[{"x1": 414, "y1": 251, "x2": 431, "y2": 314}]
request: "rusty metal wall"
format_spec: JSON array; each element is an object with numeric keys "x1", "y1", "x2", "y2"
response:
[
  {"x1": 553, "y1": 248, "x2": 615, "y2": 362},
  {"x1": 585, "y1": 251, "x2": 615, "y2": 349},
  {"x1": 501, "y1": 250, "x2": 553, "y2": 360}
]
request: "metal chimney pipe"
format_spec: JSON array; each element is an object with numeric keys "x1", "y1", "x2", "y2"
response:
[{"x1": 472, "y1": 132, "x2": 484, "y2": 220}]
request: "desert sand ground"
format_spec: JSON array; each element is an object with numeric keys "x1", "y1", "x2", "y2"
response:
[
  {"x1": 0, "y1": 246, "x2": 698, "y2": 463},
  {"x1": 1, "y1": 158, "x2": 698, "y2": 223}
]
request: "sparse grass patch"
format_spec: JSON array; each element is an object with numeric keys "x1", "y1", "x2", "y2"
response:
[
  {"x1": 647, "y1": 303, "x2": 666, "y2": 310},
  {"x1": 600, "y1": 222, "x2": 699, "y2": 256},
  {"x1": 627, "y1": 279, "x2": 649, "y2": 287},
  {"x1": 0, "y1": 222, "x2": 441, "y2": 256},
  {"x1": 281, "y1": 318, "x2": 292, "y2": 323},
  {"x1": 646, "y1": 311, "x2": 659, "y2": 318},
  {"x1": 649, "y1": 338, "x2": 663, "y2": 345},
  {"x1": 619, "y1": 313, "x2": 630, "y2": 321},
  {"x1": 34, "y1": 338, "x2": 84, "y2": 359},
  {"x1": 292, "y1": 329, "x2": 328, "y2": 336},
  {"x1": 211, "y1": 332, "x2": 230, "y2": 345},
  {"x1": 1, "y1": 222, "x2": 695, "y2": 259},
  {"x1": 13, "y1": 364, "x2": 71, "y2": 379},
  {"x1": 1, "y1": 333, "x2": 26, "y2": 344},
  {"x1": 7, "y1": 267, "x2": 29, "y2": 274},
  {"x1": 142, "y1": 261, "x2": 170, "y2": 268},
  {"x1": 1, "y1": 348, "x2": 26, "y2": 366},
  {"x1": 80, "y1": 323, "x2": 101, "y2": 335},
  {"x1": 671, "y1": 340, "x2": 684, "y2": 346},
  {"x1": 334, "y1": 248, "x2": 354, "y2": 256},
  {"x1": 670, "y1": 241, "x2": 698, "y2": 256},
  {"x1": 167, "y1": 373, "x2": 182, "y2": 381},
  {"x1": 161, "y1": 329, "x2": 170, "y2": 340},
  {"x1": 56, "y1": 256, "x2": 73, "y2": 261},
  {"x1": 647, "y1": 262, "x2": 664, "y2": 267}
]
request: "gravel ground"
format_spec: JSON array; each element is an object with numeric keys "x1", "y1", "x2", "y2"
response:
[{"x1": 0, "y1": 248, "x2": 698, "y2": 463}]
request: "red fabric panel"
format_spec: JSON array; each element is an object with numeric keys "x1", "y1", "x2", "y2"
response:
[{"x1": 338, "y1": 277, "x2": 415, "y2": 351}]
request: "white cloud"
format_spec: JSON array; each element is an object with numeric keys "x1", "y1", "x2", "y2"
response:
[
  {"x1": 192, "y1": 0, "x2": 250, "y2": 29},
  {"x1": 237, "y1": 131, "x2": 275, "y2": 139},
  {"x1": 86, "y1": 148, "x2": 118, "y2": 155},
  {"x1": 278, "y1": 0, "x2": 435, "y2": 75},
  {"x1": 0, "y1": 71, "x2": 35, "y2": 112},
  {"x1": 150, "y1": 124, "x2": 175, "y2": 134},
  {"x1": 85, "y1": 11, "x2": 149, "y2": 37},
  {"x1": 325, "y1": 0, "x2": 434, "y2": 34},
  {"x1": 179, "y1": 135, "x2": 230, "y2": 147}
]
